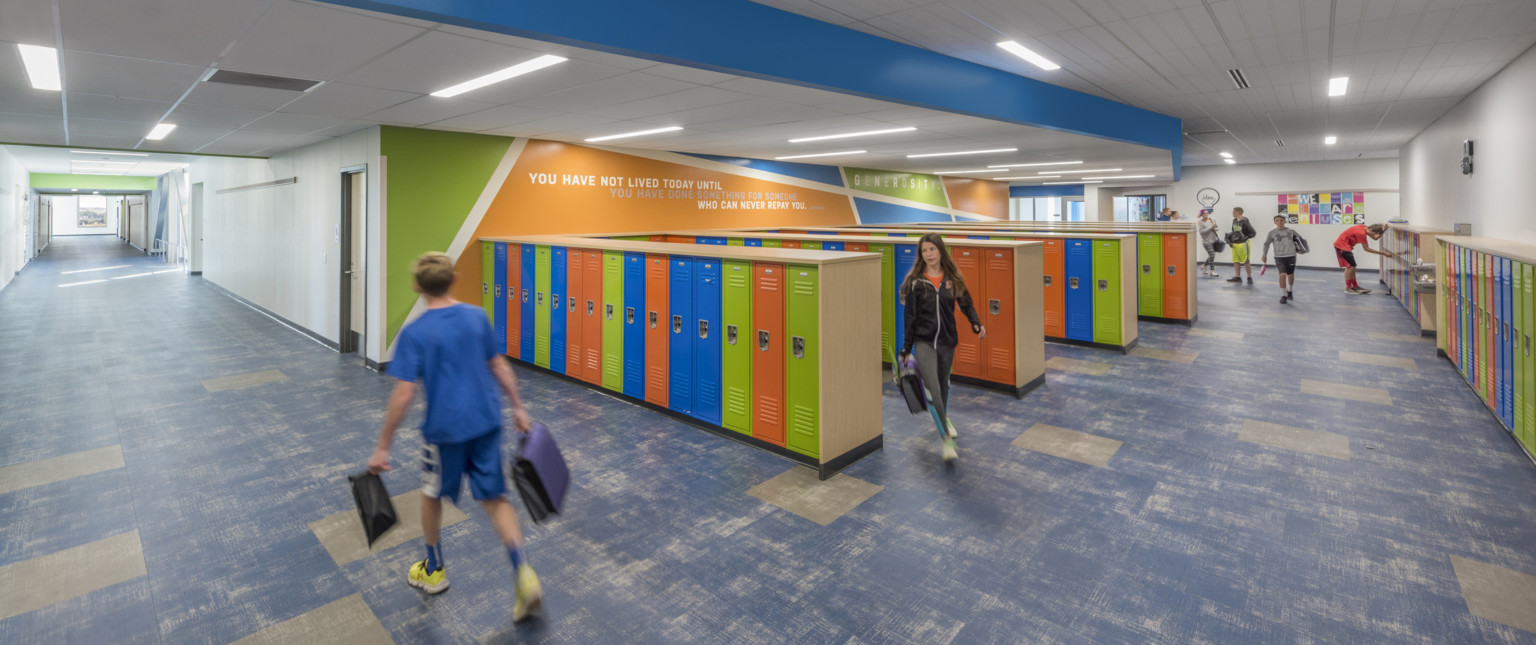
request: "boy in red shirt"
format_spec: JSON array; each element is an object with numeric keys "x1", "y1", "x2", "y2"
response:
[{"x1": 1334, "y1": 223, "x2": 1394, "y2": 294}]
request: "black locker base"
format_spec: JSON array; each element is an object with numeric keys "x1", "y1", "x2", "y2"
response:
[
  {"x1": 1137, "y1": 314, "x2": 1197, "y2": 325},
  {"x1": 1046, "y1": 336, "x2": 1139, "y2": 354},
  {"x1": 503, "y1": 356, "x2": 882, "y2": 480},
  {"x1": 952, "y1": 372, "x2": 1046, "y2": 399}
]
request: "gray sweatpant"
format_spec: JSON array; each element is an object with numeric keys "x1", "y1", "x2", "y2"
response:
[{"x1": 914, "y1": 341, "x2": 954, "y2": 437}]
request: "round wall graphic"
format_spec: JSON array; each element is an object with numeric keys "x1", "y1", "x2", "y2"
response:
[{"x1": 1196, "y1": 187, "x2": 1220, "y2": 208}]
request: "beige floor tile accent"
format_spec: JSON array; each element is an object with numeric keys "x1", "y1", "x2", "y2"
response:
[
  {"x1": 1300, "y1": 379, "x2": 1394, "y2": 406},
  {"x1": 1238, "y1": 419, "x2": 1352, "y2": 460},
  {"x1": 1129, "y1": 346, "x2": 1198, "y2": 364},
  {"x1": 231, "y1": 593, "x2": 395, "y2": 645},
  {"x1": 1340, "y1": 351, "x2": 1419, "y2": 370},
  {"x1": 1367, "y1": 331, "x2": 1432, "y2": 342},
  {"x1": 747, "y1": 467, "x2": 881, "y2": 526},
  {"x1": 1045, "y1": 356, "x2": 1112, "y2": 376},
  {"x1": 1011, "y1": 423, "x2": 1123, "y2": 467},
  {"x1": 1450, "y1": 555, "x2": 1536, "y2": 634},
  {"x1": 0, "y1": 445, "x2": 124, "y2": 495},
  {"x1": 1188, "y1": 328, "x2": 1244, "y2": 340},
  {"x1": 0, "y1": 530, "x2": 146, "y2": 621},
  {"x1": 203, "y1": 369, "x2": 289, "y2": 392},
  {"x1": 310, "y1": 491, "x2": 470, "y2": 566}
]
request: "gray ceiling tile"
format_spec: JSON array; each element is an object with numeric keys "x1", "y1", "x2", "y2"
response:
[
  {"x1": 221, "y1": 1, "x2": 425, "y2": 81},
  {"x1": 363, "y1": 95, "x2": 497, "y2": 126},
  {"x1": 167, "y1": 102, "x2": 270, "y2": 130},
  {"x1": 66, "y1": 92, "x2": 172, "y2": 122},
  {"x1": 0, "y1": 81, "x2": 63, "y2": 116},
  {"x1": 62, "y1": 51, "x2": 206, "y2": 103},
  {"x1": 56, "y1": 0, "x2": 268, "y2": 66},
  {"x1": 277, "y1": 82, "x2": 418, "y2": 118}
]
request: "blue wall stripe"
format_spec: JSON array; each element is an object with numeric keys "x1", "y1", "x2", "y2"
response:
[
  {"x1": 679, "y1": 153, "x2": 845, "y2": 187},
  {"x1": 854, "y1": 197, "x2": 954, "y2": 224},
  {"x1": 1010, "y1": 185, "x2": 1085, "y2": 197}
]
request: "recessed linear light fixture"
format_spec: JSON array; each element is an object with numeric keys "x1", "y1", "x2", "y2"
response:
[
  {"x1": 146, "y1": 124, "x2": 176, "y2": 140},
  {"x1": 1328, "y1": 76, "x2": 1348, "y2": 97},
  {"x1": 774, "y1": 150, "x2": 866, "y2": 160},
  {"x1": 906, "y1": 148, "x2": 1017, "y2": 159},
  {"x1": 1091, "y1": 175, "x2": 1156, "y2": 180},
  {"x1": 1325, "y1": 136, "x2": 1337, "y2": 145},
  {"x1": 71, "y1": 150, "x2": 149, "y2": 157},
  {"x1": 787, "y1": 127, "x2": 916, "y2": 144},
  {"x1": 17, "y1": 44, "x2": 61, "y2": 91},
  {"x1": 583, "y1": 126, "x2": 683, "y2": 143},
  {"x1": 1047, "y1": 168, "x2": 1123, "y2": 175},
  {"x1": 933, "y1": 169, "x2": 1008, "y2": 175},
  {"x1": 430, "y1": 54, "x2": 567, "y2": 98},
  {"x1": 73, "y1": 160, "x2": 136, "y2": 166},
  {"x1": 988, "y1": 160, "x2": 1082, "y2": 168},
  {"x1": 997, "y1": 41, "x2": 1060, "y2": 71},
  {"x1": 994, "y1": 176, "x2": 1058, "y2": 180},
  {"x1": 1218, "y1": 152, "x2": 1233, "y2": 159},
  {"x1": 1223, "y1": 158, "x2": 1236, "y2": 165},
  {"x1": 1043, "y1": 180, "x2": 1102, "y2": 185}
]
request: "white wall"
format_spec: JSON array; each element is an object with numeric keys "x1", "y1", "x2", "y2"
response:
[
  {"x1": 50, "y1": 195, "x2": 123, "y2": 236},
  {"x1": 1402, "y1": 43, "x2": 1536, "y2": 244},
  {"x1": 0, "y1": 147, "x2": 29, "y2": 292},
  {"x1": 190, "y1": 127, "x2": 384, "y2": 362}
]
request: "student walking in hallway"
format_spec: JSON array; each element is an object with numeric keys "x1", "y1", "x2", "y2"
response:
[
  {"x1": 369, "y1": 252, "x2": 544, "y2": 621},
  {"x1": 898, "y1": 234, "x2": 984, "y2": 462},
  {"x1": 1227, "y1": 207, "x2": 1257, "y2": 285},
  {"x1": 1261, "y1": 214, "x2": 1304, "y2": 303},
  {"x1": 1334, "y1": 223, "x2": 1394, "y2": 294}
]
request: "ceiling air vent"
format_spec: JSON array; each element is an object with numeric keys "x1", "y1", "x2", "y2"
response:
[
  {"x1": 205, "y1": 69, "x2": 321, "y2": 92},
  {"x1": 1276, "y1": 139, "x2": 1285, "y2": 147},
  {"x1": 1228, "y1": 69, "x2": 1249, "y2": 89}
]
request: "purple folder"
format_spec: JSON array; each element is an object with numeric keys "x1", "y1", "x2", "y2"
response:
[{"x1": 512, "y1": 422, "x2": 568, "y2": 524}]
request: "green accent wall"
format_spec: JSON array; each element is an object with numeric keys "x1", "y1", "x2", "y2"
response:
[
  {"x1": 381, "y1": 126, "x2": 514, "y2": 346},
  {"x1": 30, "y1": 173, "x2": 157, "y2": 191},
  {"x1": 842, "y1": 167, "x2": 948, "y2": 208}
]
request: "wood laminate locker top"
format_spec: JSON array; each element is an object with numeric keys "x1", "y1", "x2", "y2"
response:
[
  {"x1": 1388, "y1": 224, "x2": 1456, "y2": 235},
  {"x1": 480, "y1": 235, "x2": 878, "y2": 266},
  {"x1": 1438, "y1": 237, "x2": 1536, "y2": 265}
]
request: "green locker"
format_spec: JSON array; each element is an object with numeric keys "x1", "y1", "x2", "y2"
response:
[
  {"x1": 601, "y1": 251, "x2": 624, "y2": 391},
  {"x1": 1092, "y1": 240, "x2": 1122, "y2": 345},
  {"x1": 1137, "y1": 234, "x2": 1163, "y2": 317},
  {"x1": 481, "y1": 241, "x2": 495, "y2": 319},
  {"x1": 1526, "y1": 263, "x2": 1535, "y2": 451},
  {"x1": 802, "y1": 241, "x2": 823, "y2": 250},
  {"x1": 727, "y1": 238, "x2": 745, "y2": 246},
  {"x1": 762, "y1": 239, "x2": 782, "y2": 248},
  {"x1": 1517, "y1": 262, "x2": 1526, "y2": 446},
  {"x1": 616, "y1": 235, "x2": 648, "y2": 242},
  {"x1": 786, "y1": 265, "x2": 820, "y2": 458},
  {"x1": 534, "y1": 245, "x2": 552, "y2": 367},
  {"x1": 722, "y1": 260, "x2": 753, "y2": 435},
  {"x1": 873, "y1": 244, "x2": 895, "y2": 361}
]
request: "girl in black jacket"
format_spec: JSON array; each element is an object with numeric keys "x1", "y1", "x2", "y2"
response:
[{"x1": 898, "y1": 233, "x2": 985, "y2": 462}]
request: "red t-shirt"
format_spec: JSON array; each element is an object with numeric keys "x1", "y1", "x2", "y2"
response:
[{"x1": 1334, "y1": 224, "x2": 1367, "y2": 251}]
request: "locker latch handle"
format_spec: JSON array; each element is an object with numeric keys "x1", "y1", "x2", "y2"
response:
[
  {"x1": 989, "y1": 299, "x2": 1000, "y2": 315},
  {"x1": 698, "y1": 319, "x2": 709, "y2": 339},
  {"x1": 671, "y1": 315, "x2": 682, "y2": 333},
  {"x1": 1069, "y1": 277, "x2": 1079, "y2": 289},
  {"x1": 587, "y1": 300, "x2": 594, "y2": 316},
  {"x1": 649, "y1": 311, "x2": 658, "y2": 328},
  {"x1": 727, "y1": 324, "x2": 738, "y2": 345},
  {"x1": 1526, "y1": 334, "x2": 1531, "y2": 356},
  {"x1": 1043, "y1": 275, "x2": 1052, "y2": 287},
  {"x1": 1098, "y1": 279, "x2": 1108, "y2": 292},
  {"x1": 537, "y1": 292, "x2": 544, "y2": 306},
  {"x1": 494, "y1": 285, "x2": 501, "y2": 297},
  {"x1": 523, "y1": 291, "x2": 530, "y2": 303},
  {"x1": 758, "y1": 330, "x2": 770, "y2": 351},
  {"x1": 552, "y1": 295, "x2": 560, "y2": 310},
  {"x1": 482, "y1": 282, "x2": 489, "y2": 294},
  {"x1": 569, "y1": 297, "x2": 577, "y2": 313},
  {"x1": 606, "y1": 303, "x2": 614, "y2": 320},
  {"x1": 626, "y1": 307, "x2": 635, "y2": 325},
  {"x1": 1142, "y1": 264, "x2": 1151, "y2": 275},
  {"x1": 1167, "y1": 265, "x2": 1176, "y2": 276},
  {"x1": 792, "y1": 336, "x2": 805, "y2": 359}
]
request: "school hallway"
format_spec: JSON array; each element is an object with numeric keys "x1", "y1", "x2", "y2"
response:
[{"x1": 2, "y1": 235, "x2": 1534, "y2": 643}]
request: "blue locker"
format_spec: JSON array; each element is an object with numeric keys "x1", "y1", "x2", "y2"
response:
[
  {"x1": 811, "y1": 230, "x2": 838, "y2": 235},
  {"x1": 494, "y1": 243, "x2": 508, "y2": 355},
  {"x1": 693, "y1": 259, "x2": 723, "y2": 425},
  {"x1": 520, "y1": 244, "x2": 536, "y2": 359},
  {"x1": 744, "y1": 238, "x2": 763, "y2": 247},
  {"x1": 889, "y1": 233, "x2": 908, "y2": 237},
  {"x1": 893, "y1": 244, "x2": 918, "y2": 354},
  {"x1": 1504, "y1": 256, "x2": 1514, "y2": 427},
  {"x1": 697, "y1": 236, "x2": 726, "y2": 245},
  {"x1": 1065, "y1": 239, "x2": 1094, "y2": 341},
  {"x1": 823, "y1": 241, "x2": 844, "y2": 251},
  {"x1": 669, "y1": 258, "x2": 694, "y2": 416},
  {"x1": 1495, "y1": 257, "x2": 1502, "y2": 417},
  {"x1": 1462, "y1": 248, "x2": 1471, "y2": 377},
  {"x1": 969, "y1": 235, "x2": 991, "y2": 240},
  {"x1": 624, "y1": 252, "x2": 646, "y2": 398},
  {"x1": 551, "y1": 247, "x2": 568, "y2": 373}
]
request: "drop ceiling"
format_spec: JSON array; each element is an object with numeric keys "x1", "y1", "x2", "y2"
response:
[
  {"x1": 0, "y1": 0, "x2": 1175, "y2": 185},
  {"x1": 750, "y1": 0, "x2": 1536, "y2": 166}
]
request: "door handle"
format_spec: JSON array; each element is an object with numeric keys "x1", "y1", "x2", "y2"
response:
[
  {"x1": 1142, "y1": 264, "x2": 1151, "y2": 274},
  {"x1": 989, "y1": 299, "x2": 1000, "y2": 315},
  {"x1": 1069, "y1": 277, "x2": 1079, "y2": 289},
  {"x1": 758, "y1": 330, "x2": 770, "y2": 351},
  {"x1": 495, "y1": 285, "x2": 502, "y2": 298},
  {"x1": 672, "y1": 315, "x2": 682, "y2": 333},
  {"x1": 1043, "y1": 275, "x2": 1052, "y2": 287},
  {"x1": 792, "y1": 336, "x2": 805, "y2": 359},
  {"x1": 649, "y1": 311, "x2": 658, "y2": 328},
  {"x1": 482, "y1": 283, "x2": 489, "y2": 294},
  {"x1": 605, "y1": 303, "x2": 614, "y2": 320},
  {"x1": 587, "y1": 300, "x2": 594, "y2": 316},
  {"x1": 1167, "y1": 265, "x2": 1176, "y2": 276},
  {"x1": 1098, "y1": 279, "x2": 1108, "y2": 292},
  {"x1": 698, "y1": 319, "x2": 709, "y2": 339},
  {"x1": 626, "y1": 306, "x2": 635, "y2": 325},
  {"x1": 727, "y1": 324, "x2": 738, "y2": 345}
]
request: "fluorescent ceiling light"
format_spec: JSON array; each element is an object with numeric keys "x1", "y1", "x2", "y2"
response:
[
  {"x1": 1328, "y1": 76, "x2": 1348, "y2": 97},
  {"x1": 788, "y1": 127, "x2": 916, "y2": 143},
  {"x1": 1044, "y1": 180, "x2": 1102, "y2": 185},
  {"x1": 146, "y1": 123, "x2": 176, "y2": 140},
  {"x1": 1092, "y1": 175, "x2": 1156, "y2": 180},
  {"x1": 584, "y1": 126, "x2": 683, "y2": 143},
  {"x1": 773, "y1": 150, "x2": 866, "y2": 160},
  {"x1": 73, "y1": 160, "x2": 136, "y2": 166},
  {"x1": 1324, "y1": 136, "x2": 1337, "y2": 145},
  {"x1": 1223, "y1": 158, "x2": 1236, "y2": 164},
  {"x1": 905, "y1": 148, "x2": 1017, "y2": 159},
  {"x1": 71, "y1": 150, "x2": 149, "y2": 156},
  {"x1": 997, "y1": 41, "x2": 1060, "y2": 71},
  {"x1": 78, "y1": 172, "x2": 125, "y2": 175},
  {"x1": 1052, "y1": 168, "x2": 1122, "y2": 174},
  {"x1": 17, "y1": 44, "x2": 61, "y2": 91},
  {"x1": 430, "y1": 54, "x2": 567, "y2": 98},
  {"x1": 933, "y1": 169, "x2": 1008, "y2": 175},
  {"x1": 1218, "y1": 152, "x2": 1233, "y2": 158},
  {"x1": 987, "y1": 160, "x2": 1082, "y2": 168}
]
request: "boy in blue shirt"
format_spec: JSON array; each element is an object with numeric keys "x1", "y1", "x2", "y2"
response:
[{"x1": 368, "y1": 252, "x2": 542, "y2": 621}]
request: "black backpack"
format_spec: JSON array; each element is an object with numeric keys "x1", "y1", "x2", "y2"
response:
[{"x1": 1293, "y1": 231, "x2": 1310, "y2": 254}]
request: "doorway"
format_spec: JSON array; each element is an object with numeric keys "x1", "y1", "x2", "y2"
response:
[
  {"x1": 339, "y1": 167, "x2": 366, "y2": 355},
  {"x1": 190, "y1": 183, "x2": 204, "y2": 275}
]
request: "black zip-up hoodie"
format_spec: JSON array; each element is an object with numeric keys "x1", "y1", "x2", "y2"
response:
[{"x1": 900, "y1": 276, "x2": 981, "y2": 355}]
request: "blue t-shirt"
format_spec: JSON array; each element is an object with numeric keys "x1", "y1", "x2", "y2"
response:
[{"x1": 387, "y1": 304, "x2": 502, "y2": 444}]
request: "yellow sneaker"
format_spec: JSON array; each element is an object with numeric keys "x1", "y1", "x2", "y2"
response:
[
  {"x1": 408, "y1": 559, "x2": 449, "y2": 594},
  {"x1": 512, "y1": 564, "x2": 543, "y2": 621}
]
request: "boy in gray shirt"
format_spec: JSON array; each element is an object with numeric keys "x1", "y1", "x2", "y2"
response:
[{"x1": 1261, "y1": 214, "x2": 1303, "y2": 304}]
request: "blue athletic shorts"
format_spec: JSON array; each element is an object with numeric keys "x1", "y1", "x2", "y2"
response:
[{"x1": 421, "y1": 428, "x2": 508, "y2": 504}]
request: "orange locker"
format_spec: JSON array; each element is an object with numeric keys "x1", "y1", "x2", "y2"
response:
[
  {"x1": 781, "y1": 240, "x2": 801, "y2": 249},
  {"x1": 644, "y1": 254, "x2": 669, "y2": 407},
  {"x1": 846, "y1": 242, "x2": 868, "y2": 252},
  {"x1": 1162, "y1": 234, "x2": 1188, "y2": 319},
  {"x1": 648, "y1": 235, "x2": 665, "y2": 242},
  {"x1": 565, "y1": 247, "x2": 582, "y2": 372},
  {"x1": 668, "y1": 235, "x2": 695, "y2": 244},
  {"x1": 752, "y1": 262, "x2": 787, "y2": 446},
  {"x1": 506, "y1": 243, "x2": 521, "y2": 359},
  {"x1": 950, "y1": 246, "x2": 985, "y2": 379},
  {"x1": 581, "y1": 249, "x2": 604, "y2": 385},
  {"x1": 982, "y1": 248, "x2": 1015, "y2": 384},
  {"x1": 1042, "y1": 240, "x2": 1064, "y2": 338}
]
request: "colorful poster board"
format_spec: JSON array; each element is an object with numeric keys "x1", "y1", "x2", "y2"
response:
[{"x1": 1277, "y1": 192, "x2": 1366, "y2": 225}]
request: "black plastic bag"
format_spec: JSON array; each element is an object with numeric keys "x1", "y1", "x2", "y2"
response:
[
  {"x1": 348, "y1": 472, "x2": 398, "y2": 547},
  {"x1": 891, "y1": 349, "x2": 927, "y2": 415}
]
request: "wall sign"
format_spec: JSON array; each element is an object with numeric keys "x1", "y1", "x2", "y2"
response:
[
  {"x1": 1277, "y1": 192, "x2": 1365, "y2": 225},
  {"x1": 1195, "y1": 187, "x2": 1220, "y2": 208}
]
